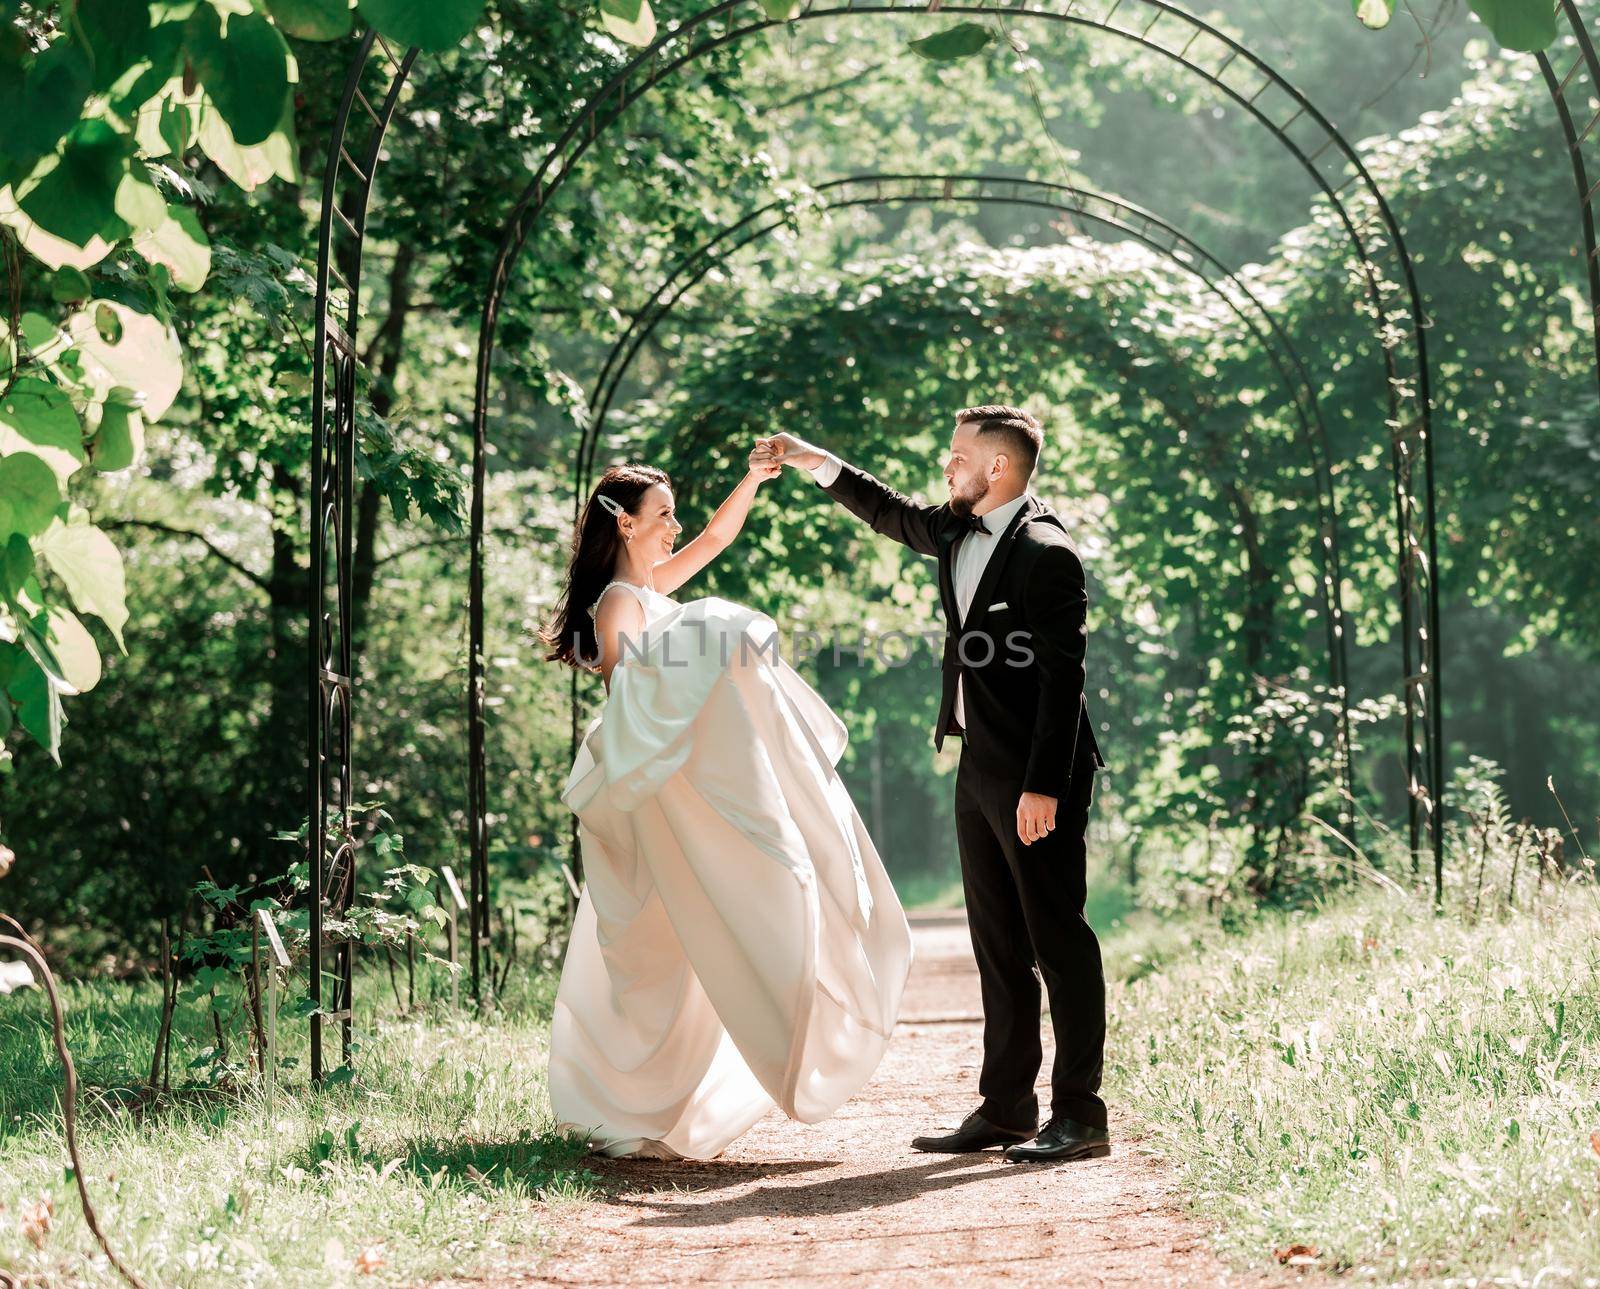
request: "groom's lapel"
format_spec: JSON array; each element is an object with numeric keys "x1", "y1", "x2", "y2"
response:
[
  {"x1": 961, "y1": 495, "x2": 1041, "y2": 632},
  {"x1": 937, "y1": 523, "x2": 962, "y2": 624}
]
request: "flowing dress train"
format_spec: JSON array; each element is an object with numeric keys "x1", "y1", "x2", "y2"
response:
[{"x1": 549, "y1": 582, "x2": 913, "y2": 1159}]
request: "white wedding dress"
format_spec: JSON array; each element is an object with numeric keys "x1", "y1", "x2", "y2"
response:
[{"x1": 549, "y1": 580, "x2": 913, "y2": 1159}]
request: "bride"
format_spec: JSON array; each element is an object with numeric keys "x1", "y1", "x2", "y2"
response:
[{"x1": 538, "y1": 459, "x2": 913, "y2": 1160}]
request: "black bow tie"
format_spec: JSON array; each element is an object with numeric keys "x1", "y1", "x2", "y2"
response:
[{"x1": 957, "y1": 512, "x2": 990, "y2": 536}]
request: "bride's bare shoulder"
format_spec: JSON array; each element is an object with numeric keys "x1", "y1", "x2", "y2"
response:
[{"x1": 592, "y1": 583, "x2": 647, "y2": 628}]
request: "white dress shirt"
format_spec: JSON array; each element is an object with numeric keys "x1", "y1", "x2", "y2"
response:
[{"x1": 809, "y1": 451, "x2": 1030, "y2": 730}]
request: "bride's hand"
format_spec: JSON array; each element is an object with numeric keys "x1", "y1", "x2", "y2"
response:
[
  {"x1": 752, "y1": 433, "x2": 824, "y2": 472},
  {"x1": 747, "y1": 448, "x2": 783, "y2": 482}
]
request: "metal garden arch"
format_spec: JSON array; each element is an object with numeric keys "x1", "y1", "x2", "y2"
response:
[
  {"x1": 566, "y1": 172, "x2": 1358, "y2": 835},
  {"x1": 460, "y1": 0, "x2": 1445, "y2": 895},
  {"x1": 1538, "y1": 1, "x2": 1600, "y2": 402},
  {"x1": 306, "y1": 0, "x2": 1600, "y2": 1073}
]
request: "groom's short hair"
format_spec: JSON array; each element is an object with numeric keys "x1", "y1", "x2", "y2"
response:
[{"x1": 956, "y1": 404, "x2": 1043, "y2": 478}]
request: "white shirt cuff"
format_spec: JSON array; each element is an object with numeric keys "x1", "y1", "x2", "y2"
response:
[{"x1": 807, "y1": 451, "x2": 843, "y2": 487}]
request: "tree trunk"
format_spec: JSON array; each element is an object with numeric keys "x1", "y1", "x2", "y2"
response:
[
  {"x1": 1222, "y1": 479, "x2": 1274, "y2": 680},
  {"x1": 1222, "y1": 478, "x2": 1280, "y2": 888},
  {"x1": 257, "y1": 464, "x2": 309, "y2": 876}
]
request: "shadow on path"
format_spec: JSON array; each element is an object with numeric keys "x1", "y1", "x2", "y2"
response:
[{"x1": 618, "y1": 1153, "x2": 1017, "y2": 1228}]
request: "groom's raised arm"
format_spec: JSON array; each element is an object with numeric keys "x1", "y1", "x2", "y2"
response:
[{"x1": 805, "y1": 451, "x2": 945, "y2": 559}]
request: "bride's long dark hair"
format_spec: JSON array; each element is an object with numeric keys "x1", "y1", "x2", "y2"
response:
[{"x1": 540, "y1": 463, "x2": 672, "y2": 669}]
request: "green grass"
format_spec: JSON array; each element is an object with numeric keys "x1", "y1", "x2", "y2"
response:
[
  {"x1": 0, "y1": 966, "x2": 600, "y2": 1286},
  {"x1": 891, "y1": 868, "x2": 967, "y2": 911},
  {"x1": 893, "y1": 861, "x2": 1137, "y2": 933},
  {"x1": 1106, "y1": 876, "x2": 1600, "y2": 1282},
  {"x1": 7, "y1": 862, "x2": 1599, "y2": 1284}
]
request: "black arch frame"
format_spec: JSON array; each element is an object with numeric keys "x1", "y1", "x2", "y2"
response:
[
  {"x1": 296, "y1": 0, "x2": 1566, "y2": 1071},
  {"x1": 1537, "y1": 0, "x2": 1600, "y2": 401},
  {"x1": 565, "y1": 173, "x2": 1359, "y2": 859},
  {"x1": 465, "y1": 0, "x2": 1444, "y2": 895}
]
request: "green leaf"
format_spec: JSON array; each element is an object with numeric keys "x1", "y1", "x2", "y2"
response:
[
  {"x1": 1351, "y1": 0, "x2": 1394, "y2": 29},
  {"x1": 49, "y1": 267, "x2": 92, "y2": 303},
  {"x1": 907, "y1": 22, "x2": 995, "y2": 62},
  {"x1": 187, "y1": 4, "x2": 292, "y2": 147},
  {"x1": 35, "y1": 520, "x2": 129, "y2": 651},
  {"x1": 19, "y1": 314, "x2": 61, "y2": 356},
  {"x1": 3, "y1": 534, "x2": 35, "y2": 598},
  {"x1": 110, "y1": 21, "x2": 187, "y2": 122},
  {"x1": 0, "y1": 379, "x2": 86, "y2": 485},
  {"x1": 78, "y1": 0, "x2": 157, "y2": 92},
  {"x1": 196, "y1": 91, "x2": 300, "y2": 191},
  {"x1": 91, "y1": 392, "x2": 146, "y2": 472},
  {"x1": 1468, "y1": 0, "x2": 1558, "y2": 52},
  {"x1": 0, "y1": 642, "x2": 20, "y2": 691},
  {"x1": 133, "y1": 205, "x2": 211, "y2": 291},
  {"x1": 16, "y1": 119, "x2": 131, "y2": 249},
  {"x1": 18, "y1": 615, "x2": 69, "y2": 692},
  {"x1": 42, "y1": 605, "x2": 100, "y2": 694},
  {"x1": 8, "y1": 652, "x2": 63, "y2": 762},
  {"x1": 0, "y1": 453, "x2": 62, "y2": 541},
  {"x1": 264, "y1": 0, "x2": 354, "y2": 41},
  {"x1": 5, "y1": 38, "x2": 93, "y2": 168},
  {"x1": 114, "y1": 169, "x2": 168, "y2": 233},
  {"x1": 66, "y1": 299, "x2": 184, "y2": 421},
  {"x1": 597, "y1": 0, "x2": 656, "y2": 46},
  {"x1": 356, "y1": 0, "x2": 486, "y2": 51},
  {"x1": 0, "y1": 187, "x2": 116, "y2": 272},
  {"x1": 156, "y1": 97, "x2": 196, "y2": 157},
  {"x1": 757, "y1": 0, "x2": 801, "y2": 20}
]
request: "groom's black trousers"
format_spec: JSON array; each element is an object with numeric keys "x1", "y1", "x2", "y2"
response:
[{"x1": 954, "y1": 741, "x2": 1107, "y2": 1132}]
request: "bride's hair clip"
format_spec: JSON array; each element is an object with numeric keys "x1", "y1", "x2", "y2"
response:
[{"x1": 595, "y1": 493, "x2": 626, "y2": 518}]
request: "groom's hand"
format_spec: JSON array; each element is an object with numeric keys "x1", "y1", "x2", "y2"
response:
[
  {"x1": 1017, "y1": 791, "x2": 1057, "y2": 846},
  {"x1": 752, "y1": 432, "x2": 825, "y2": 472}
]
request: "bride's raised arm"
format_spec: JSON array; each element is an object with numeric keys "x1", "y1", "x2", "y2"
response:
[{"x1": 650, "y1": 460, "x2": 780, "y2": 596}]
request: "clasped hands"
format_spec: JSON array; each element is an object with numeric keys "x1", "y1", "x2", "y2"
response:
[{"x1": 749, "y1": 432, "x2": 825, "y2": 475}]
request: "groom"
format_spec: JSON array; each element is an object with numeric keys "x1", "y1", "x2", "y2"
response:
[{"x1": 752, "y1": 407, "x2": 1110, "y2": 1164}]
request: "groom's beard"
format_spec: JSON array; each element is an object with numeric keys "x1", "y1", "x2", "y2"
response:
[{"x1": 948, "y1": 473, "x2": 991, "y2": 517}]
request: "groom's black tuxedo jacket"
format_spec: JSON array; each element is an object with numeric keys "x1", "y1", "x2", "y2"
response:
[{"x1": 821, "y1": 460, "x2": 1105, "y2": 800}]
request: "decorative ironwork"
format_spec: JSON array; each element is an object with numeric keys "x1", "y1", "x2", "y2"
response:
[
  {"x1": 307, "y1": 30, "x2": 416, "y2": 1078},
  {"x1": 572, "y1": 174, "x2": 1356, "y2": 834},
  {"x1": 309, "y1": 0, "x2": 1478, "y2": 1036},
  {"x1": 470, "y1": 0, "x2": 1442, "y2": 892},
  {"x1": 1537, "y1": 1, "x2": 1600, "y2": 402}
]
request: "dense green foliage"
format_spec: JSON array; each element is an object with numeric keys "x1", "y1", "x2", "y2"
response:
[
  {"x1": 1, "y1": 0, "x2": 1596, "y2": 952},
  {"x1": 0, "y1": 0, "x2": 492, "y2": 765},
  {"x1": 3, "y1": 5, "x2": 1599, "y2": 1285}
]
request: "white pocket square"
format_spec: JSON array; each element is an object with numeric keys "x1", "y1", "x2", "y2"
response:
[{"x1": 989, "y1": 601, "x2": 1009, "y2": 611}]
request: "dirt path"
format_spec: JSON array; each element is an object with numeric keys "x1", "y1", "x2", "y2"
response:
[{"x1": 477, "y1": 912, "x2": 1272, "y2": 1287}]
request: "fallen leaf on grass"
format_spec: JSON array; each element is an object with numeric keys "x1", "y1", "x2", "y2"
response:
[
  {"x1": 1274, "y1": 1244, "x2": 1320, "y2": 1268},
  {"x1": 1590, "y1": 1129, "x2": 1600, "y2": 1158},
  {"x1": 19, "y1": 1197, "x2": 54, "y2": 1248},
  {"x1": 354, "y1": 1245, "x2": 386, "y2": 1275}
]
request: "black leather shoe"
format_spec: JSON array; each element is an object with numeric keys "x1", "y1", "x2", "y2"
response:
[
  {"x1": 911, "y1": 1110, "x2": 1035, "y2": 1153},
  {"x1": 1003, "y1": 1116, "x2": 1111, "y2": 1163}
]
